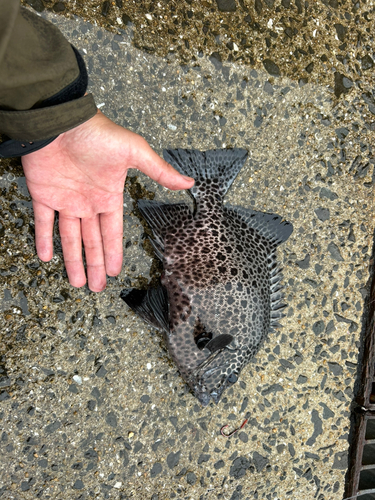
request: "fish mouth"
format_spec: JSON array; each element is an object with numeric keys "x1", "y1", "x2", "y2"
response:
[{"x1": 189, "y1": 356, "x2": 239, "y2": 406}]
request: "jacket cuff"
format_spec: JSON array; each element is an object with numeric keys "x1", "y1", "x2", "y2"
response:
[{"x1": 0, "y1": 93, "x2": 97, "y2": 141}]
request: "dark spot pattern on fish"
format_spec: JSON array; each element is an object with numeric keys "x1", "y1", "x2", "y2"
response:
[{"x1": 121, "y1": 149, "x2": 293, "y2": 406}]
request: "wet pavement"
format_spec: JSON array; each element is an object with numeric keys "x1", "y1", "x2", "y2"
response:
[{"x1": 1, "y1": 2, "x2": 374, "y2": 500}]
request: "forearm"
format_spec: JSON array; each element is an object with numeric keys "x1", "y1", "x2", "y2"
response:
[{"x1": 0, "y1": 2, "x2": 96, "y2": 142}]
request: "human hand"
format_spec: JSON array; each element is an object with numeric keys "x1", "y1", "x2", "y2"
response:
[{"x1": 21, "y1": 110, "x2": 194, "y2": 292}]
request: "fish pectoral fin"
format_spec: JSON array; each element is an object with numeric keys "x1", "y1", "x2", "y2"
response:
[
  {"x1": 137, "y1": 200, "x2": 192, "y2": 246},
  {"x1": 224, "y1": 205, "x2": 293, "y2": 246},
  {"x1": 204, "y1": 333, "x2": 234, "y2": 353},
  {"x1": 120, "y1": 284, "x2": 169, "y2": 332}
]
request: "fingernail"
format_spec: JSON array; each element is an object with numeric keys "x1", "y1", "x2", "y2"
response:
[{"x1": 182, "y1": 175, "x2": 194, "y2": 181}]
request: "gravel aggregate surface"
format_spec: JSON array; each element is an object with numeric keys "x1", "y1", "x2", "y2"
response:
[{"x1": 1, "y1": 3, "x2": 374, "y2": 499}]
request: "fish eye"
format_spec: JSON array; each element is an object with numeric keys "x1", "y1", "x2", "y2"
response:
[{"x1": 227, "y1": 373, "x2": 238, "y2": 384}]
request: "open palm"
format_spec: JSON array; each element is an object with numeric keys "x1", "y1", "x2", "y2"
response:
[{"x1": 21, "y1": 110, "x2": 194, "y2": 292}]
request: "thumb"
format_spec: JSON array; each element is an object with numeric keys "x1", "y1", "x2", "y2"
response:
[{"x1": 131, "y1": 138, "x2": 195, "y2": 191}]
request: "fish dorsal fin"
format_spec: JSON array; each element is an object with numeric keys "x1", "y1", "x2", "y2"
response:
[
  {"x1": 120, "y1": 284, "x2": 169, "y2": 332},
  {"x1": 224, "y1": 205, "x2": 293, "y2": 246},
  {"x1": 163, "y1": 148, "x2": 248, "y2": 199},
  {"x1": 138, "y1": 200, "x2": 192, "y2": 248},
  {"x1": 204, "y1": 334, "x2": 234, "y2": 353}
]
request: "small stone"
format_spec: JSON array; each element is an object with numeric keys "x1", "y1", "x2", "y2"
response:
[
  {"x1": 335, "y1": 127, "x2": 349, "y2": 139},
  {"x1": 253, "y1": 452, "x2": 268, "y2": 472},
  {"x1": 87, "y1": 400, "x2": 96, "y2": 411},
  {"x1": 84, "y1": 449, "x2": 98, "y2": 460},
  {"x1": 264, "y1": 81, "x2": 273, "y2": 95},
  {"x1": 26, "y1": 0, "x2": 44, "y2": 12},
  {"x1": 101, "y1": 1, "x2": 110, "y2": 16},
  {"x1": 53, "y1": 2, "x2": 65, "y2": 12},
  {"x1": 106, "y1": 412, "x2": 117, "y2": 428},
  {"x1": 314, "y1": 208, "x2": 330, "y2": 222},
  {"x1": 262, "y1": 59, "x2": 280, "y2": 76},
  {"x1": 362, "y1": 54, "x2": 374, "y2": 71},
  {"x1": 319, "y1": 187, "x2": 338, "y2": 201},
  {"x1": 306, "y1": 410, "x2": 322, "y2": 446},
  {"x1": 150, "y1": 462, "x2": 162, "y2": 478},
  {"x1": 209, "y1": 52, "x2": 222, "y2": 70},
  {"x1": 21, "y1": 481, "x2": 31, "y2": 491},
  {"x1": 334, "y1": 23, "x2": 347, "y2": 42},
  {"x1": 44, "y1": 421, "x2": 61, "y2": 434},
  {"x1": 133, "y1": 441, "x2": 143, "y2": 453},
  {"x1": 198, "y1": 453, "x2": 211, "y2": 464},
  {"x1": 296, "y1": 254, "x2": 310, "y2": 269},
  {"x1": 327, "y1": 242, "x2": 344, "y2": 262},
  {"x1": 342, "y1": 77, "x2": 353, "y2": 89},
  {"x1": 215, "y1": 0, "x2": 236, "y2": 12},
  {"x1": 167, "y1": 451, "x2": 181, "y2": 469},
  {"x1": 328, "y1": 362, "x2": 343, "y2": 377},
  {"x1": 214, "y1": 460, "x2": 225, "y2": 469},
  {"x1": 73, "y1": 375, "x2": 82, "y2": 385},
  {"x1": 230, "y1": 456, "x2": 251, "y2": 478},
  {"x1": 73, "y1": 480, "x2": 84, "y2": 490},
  {"x1": 334, "y1": 72, "x2": 350, "y2": 98},
  {"x1": 186, "y1": 472, "x2": 197, "y2": 485},
  {"x1": 238, "y1": 432, "x2": 248, "y2": 443},
  {"x1": 319, "y1": 403, "x2": 334, "y2": 419},
  {"x1": 312, "y1": 320, "x2": 325, "y2": 335},
  {"x1": 332, "y1": 451, "x2": 348, "y2": 470},
  {"x1": 122, "y1": 13, "x2": 132, "y2": 25},
  {"x1": 95, "y1": 365, "x2": 107, "y2": 377}
]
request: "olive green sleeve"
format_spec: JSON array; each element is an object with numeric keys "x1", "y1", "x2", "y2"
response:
[{"x1": 0, "y1": 3, "x2": 97, "y2": 141}]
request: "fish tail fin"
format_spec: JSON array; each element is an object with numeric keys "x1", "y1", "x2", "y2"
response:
[
  {"x1": 163, "y1": 148, "x2": 248, "y2": 199},
  {"x1": 120, "y1": 284, "x2": 169, "y2": 332}
]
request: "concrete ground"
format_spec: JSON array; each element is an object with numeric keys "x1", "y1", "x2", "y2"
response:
[{"x1": 0, "y1": 4, "x2": 374, "y2": 500}]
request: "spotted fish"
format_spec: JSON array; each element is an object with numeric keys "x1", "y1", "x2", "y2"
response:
[{"x1": 121, "y1": 149, "x2": 293, "y2": 406}]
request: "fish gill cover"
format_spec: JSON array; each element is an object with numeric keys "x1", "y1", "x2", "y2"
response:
[{"x1": 121, "y1": 148, "x2": 293, "y2": 406}]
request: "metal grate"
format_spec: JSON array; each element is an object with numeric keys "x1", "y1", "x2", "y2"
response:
[{"x1": 345, "y1": 246, "x2": 375, "y2": 500}]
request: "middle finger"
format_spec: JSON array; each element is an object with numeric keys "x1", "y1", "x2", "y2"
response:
[{"x1": 59, "y1": 214, "x2": 86, "y2": 288}]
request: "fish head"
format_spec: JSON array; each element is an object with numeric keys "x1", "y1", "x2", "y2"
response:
[
  {"x1": 186, "y1": 338, "x2": 240, "y2": 406},
  {"x1": 190, "y1": 362, "x2": 239, "y2": 407}
]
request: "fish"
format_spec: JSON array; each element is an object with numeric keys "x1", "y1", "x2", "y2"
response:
[{"x1": 120, "y1": 149, "x2": 293, "y2": 406}]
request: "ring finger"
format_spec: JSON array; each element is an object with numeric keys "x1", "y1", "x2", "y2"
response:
[{"x1": 81, "y1": 215, "x2": 107, "y2": 292}]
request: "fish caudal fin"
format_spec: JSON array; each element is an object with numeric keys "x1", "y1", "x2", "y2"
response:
[
  {"x1": 225, "y1": 205, "x2": 293, "y2": 246},
  {"x1": 120, "y1": 284, "x2": 170, "y2": 332},
  {"x1": 163, "y1": 148, "x2": 248, "y2": 199}
]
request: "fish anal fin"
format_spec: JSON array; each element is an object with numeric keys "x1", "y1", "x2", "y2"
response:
[
  {"x1": 225, "y1": 205, "x2": 293, "y2": 246},
  {"x1": 120, "y1": 284, "x2": 169, "y2": 332}
]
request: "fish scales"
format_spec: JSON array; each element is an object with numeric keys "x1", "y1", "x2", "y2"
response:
[{"x1": 121, "y1": 149, "x2": 293, "y2": 406}]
